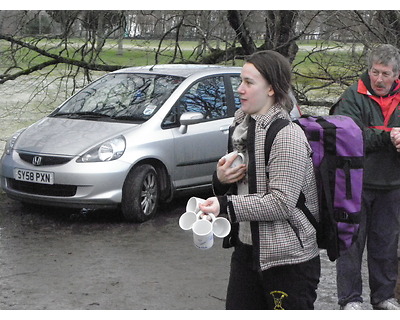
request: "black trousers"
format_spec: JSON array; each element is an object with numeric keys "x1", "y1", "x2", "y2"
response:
[{"x1": 226, "y1": 244, "x2": 321, "y2": 310}]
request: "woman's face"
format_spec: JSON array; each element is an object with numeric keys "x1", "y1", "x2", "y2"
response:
[{"x1": 237, "y1": 62, "x2": 275, "y2": 115}]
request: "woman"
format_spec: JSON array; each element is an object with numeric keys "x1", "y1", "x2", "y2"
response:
[{"x1": 199, "y1": 50, "x2": 321, "y2": 310}]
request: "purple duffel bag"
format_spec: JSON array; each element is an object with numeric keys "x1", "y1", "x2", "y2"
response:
[
  {"x1": 295, "y1": 115, "x2": 364, "y2": 261},
  {"x1": 266, "y1": 115, "x2": 364, "y2": 261}
]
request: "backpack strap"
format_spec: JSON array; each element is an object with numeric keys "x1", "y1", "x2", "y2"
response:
[
  {"x1": 264, "y1": 118, "x2": 291, "y2": 167},
  {"x1": 296, "y1": 191, "x2": 319, "y2": 230}
]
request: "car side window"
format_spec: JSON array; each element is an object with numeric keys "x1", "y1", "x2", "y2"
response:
[
  {"x1": 163, "y1": 76, "x2": 227, "y2": 127},
  {"x1": 230, "y1": 75, "x2": 242, "y2": 110}
]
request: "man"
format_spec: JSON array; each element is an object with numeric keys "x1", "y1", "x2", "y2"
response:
[
  {"x1": 397, "y1": 242, "x2": 400, "y2": 301},
  {"x1": 331, "y1": 44, "x2": 400, "y2": 310}
]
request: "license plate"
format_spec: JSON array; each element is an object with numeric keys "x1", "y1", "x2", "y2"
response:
[{"x1": 14, "y1": 168, "x2": 54, "y2": 185}]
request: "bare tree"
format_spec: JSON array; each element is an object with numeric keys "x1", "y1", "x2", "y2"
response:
[
  {"x1": 226, "y1": 10, "x2": 257, "y2": 55},
  {"x1": 260, "y1": 10, "x2": 300, "y2": 62},
  {"x1": 0, "y1": 10, "x2": 399, "y2": 111},
  {"x1": 291, "y1": 10, "x2": 400, "y2": 105}
]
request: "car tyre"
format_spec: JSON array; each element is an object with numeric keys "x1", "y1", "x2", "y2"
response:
[{"x1": 121, "y1": 164, "x2": 159, "y2": 222}]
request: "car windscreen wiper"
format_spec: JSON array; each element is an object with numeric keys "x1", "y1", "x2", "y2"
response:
[
  {"x1": 110, "y1": 115, "x2": 146, "y2": 122},
  {"x1": 52, "y1": 111, "x2": 112, "y2": 119}
]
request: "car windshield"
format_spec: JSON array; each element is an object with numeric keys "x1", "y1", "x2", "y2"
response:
[{"x1": 51, "y1": 73, "x2": 184, "y2": 122}]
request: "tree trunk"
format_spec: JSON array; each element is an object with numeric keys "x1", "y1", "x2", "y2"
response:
[
  {"x1": 227, "y1": 10, "x2": 256, "y2": 55},
  {"x1": 262, "y1": 10, "x2": 299, "y2": 63}
]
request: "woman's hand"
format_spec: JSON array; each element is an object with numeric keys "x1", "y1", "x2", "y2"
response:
[
  {"x1": 216, "y1": 153, "x2": 246, "y2": 184},
  {"x1": 199, "y1": 197, "x2": 221, "y2": 217}
]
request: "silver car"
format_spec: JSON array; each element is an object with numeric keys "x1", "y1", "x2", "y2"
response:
[{"x1": 1, "y1": 64, "x2": 300, "y2": 222}]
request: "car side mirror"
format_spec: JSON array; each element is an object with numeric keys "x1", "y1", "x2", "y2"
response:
[{"x1": 179, "y1": 112, "x2": 204, "y2": 134}]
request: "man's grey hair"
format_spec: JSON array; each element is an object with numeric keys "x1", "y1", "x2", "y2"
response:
[{"x1": 367, "y1": 44, "x2": 400, "y2": 74}]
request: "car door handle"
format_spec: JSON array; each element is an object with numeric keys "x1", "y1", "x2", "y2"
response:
[{"x1": 219, "y1": 125, "x2": 230, "y2": 134}]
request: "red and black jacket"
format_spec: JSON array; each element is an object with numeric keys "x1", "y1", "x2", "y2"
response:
[{"x1": 332, "y1": 72, "x2": 400, "y2": 190}]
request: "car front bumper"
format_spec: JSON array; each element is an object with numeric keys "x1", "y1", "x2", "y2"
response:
[{"x1": 0, "y1": 151, "x2": 132, "y2": 209}]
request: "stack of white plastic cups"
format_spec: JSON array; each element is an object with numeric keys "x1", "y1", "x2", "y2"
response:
[
  {"x1": 179, "y1": 197, "x2": 231, "y2": 250},
  {"x1": 179, "y1": 151, "x2": 244, "y2": 250}
]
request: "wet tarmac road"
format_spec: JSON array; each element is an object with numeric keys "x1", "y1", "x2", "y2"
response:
[{"x1": 0, "y1": 191, "x2": 372, "y2": 310}]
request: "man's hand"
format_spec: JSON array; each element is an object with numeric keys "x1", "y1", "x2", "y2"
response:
[{"x1": 390, "y1": 128, "x2": 400, "y2": 152}]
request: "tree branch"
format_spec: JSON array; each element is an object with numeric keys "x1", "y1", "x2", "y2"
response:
[
  {"x1": 0, "y1": 59, "x2": 59, "y2": 84},
  {"x1": 0, "y1": 33, "x2": 124, "y2": 84}
]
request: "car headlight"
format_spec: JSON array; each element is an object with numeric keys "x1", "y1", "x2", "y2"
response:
[
  {"x1": 77, "y1": 136, "x2": 126, "y2": 163},
  {"x1": 4, "y1": 129, "x2": 25, "y2": 155}
]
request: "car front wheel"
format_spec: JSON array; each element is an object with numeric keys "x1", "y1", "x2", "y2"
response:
[{"x1": 121, "y1": 164, "x2": 159, "y2": 222}]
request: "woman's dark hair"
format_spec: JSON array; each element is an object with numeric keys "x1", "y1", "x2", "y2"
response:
[{"x1": 246, "y1": 50, "x2": 293, "y2": 112}]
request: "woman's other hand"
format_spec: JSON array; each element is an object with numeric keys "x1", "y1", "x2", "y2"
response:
[{"x1": 216, "y1": 153, "x2": 246, "y2": 184}]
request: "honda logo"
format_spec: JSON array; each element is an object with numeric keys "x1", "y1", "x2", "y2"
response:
[{"x1": 32, "y1": 156, "x2": 42, "y2": 166}]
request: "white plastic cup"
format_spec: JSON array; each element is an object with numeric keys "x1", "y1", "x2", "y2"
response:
[
  {"x1": 192, "y1": 215, "x2": 214, "y2": 250},
  {"x1": 178, "y1": 211, "x2": 198, "y2": 231},
  {"x1": 186, "y1": 197, "x2": 205, "y2": 213},
  {"x1": 222, "y1": 151, "x2": 244, "y2": 168},
  {"x1": 212, "y1": 217, "x2": 231, "y2": 238}
]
